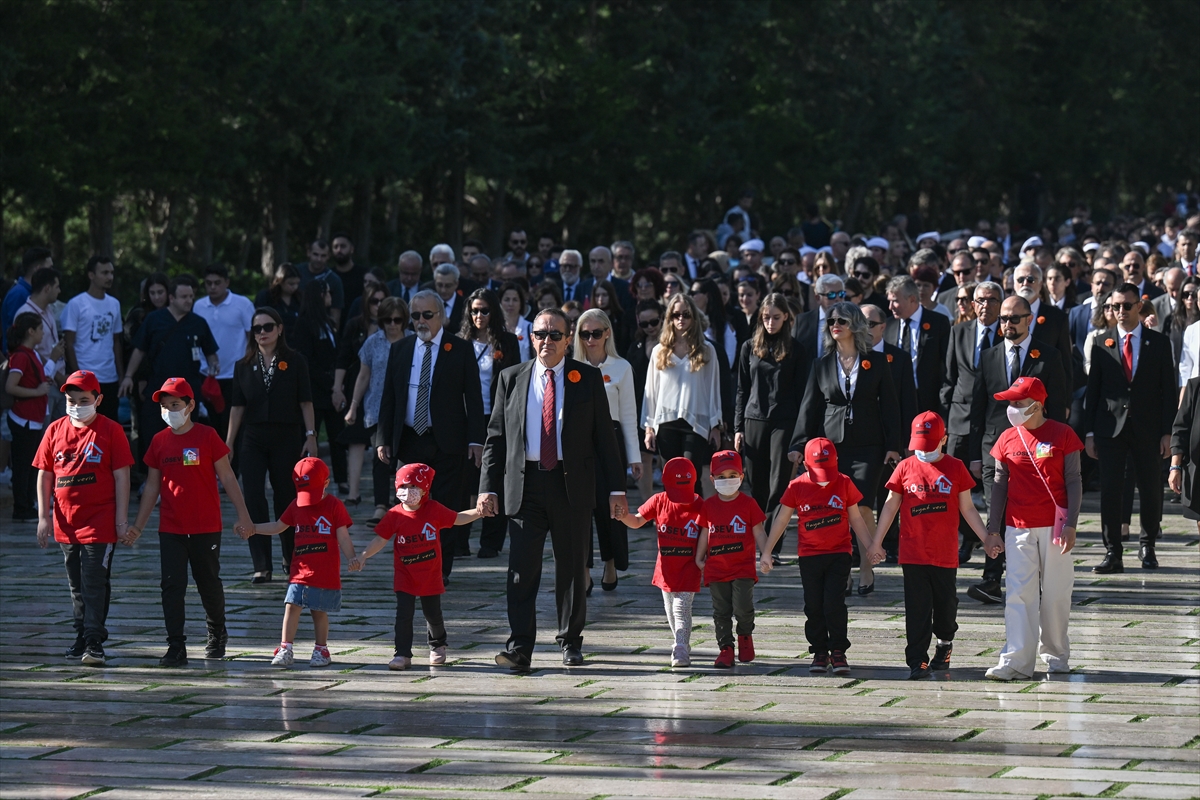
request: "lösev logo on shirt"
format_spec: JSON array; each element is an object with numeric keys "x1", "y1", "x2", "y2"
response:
[
  {"x1": 804, "y1": 513, "x2": 842, "y2": 530},
  {"x1": 907, "y1": 477, "x2": 953, "y2": 495},
  {"x1": 422, "y1": 523, "x2": 438, "y2": 541},
  {"x1": 296, "y1": 516, "x2": 333, "y2": 536},
  {"x1": 183, "y1": 448, "x2": 200, "y2": 465},
  {"x1": 657, "y1": 520, "x2": 703, "y2": 539},
  {"x1": 708, "y1": 541, "x2": 744, "y2": 556},
  {"x1": 712, "y1": 515, "x2": 746, "y2": 535},
  {"x1": 910, "y1": 501, "x2": 949, "y2": 517},
  {"x1": 83, "y1": 442, "x2": 103, "y2": 464}
]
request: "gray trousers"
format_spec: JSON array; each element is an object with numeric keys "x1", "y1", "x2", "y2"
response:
[{"x1": 709, "y1": 577, "x2": 755, "y2": 649}]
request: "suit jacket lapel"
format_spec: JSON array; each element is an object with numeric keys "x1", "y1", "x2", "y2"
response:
[{"x1": 561, "y1": 358, "x2": 580, "y2": 434}]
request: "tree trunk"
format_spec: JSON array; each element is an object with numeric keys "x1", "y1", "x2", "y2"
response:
[
  {"x1": 352, "y1": 176, "x2": 374, "y2": 266},
  {"x1": 155, "y1": 193, "x2": 177, "y2": 270},
  {"x1": 194, "y1": 196, "x2": 214, "y2": 268},
  {"x1": 842, "y1": 179, "x2": 869, "y2": 235},
  {"x1": 385, "y1": 182, "x2": 402, "y2": 266},
  {"x1": 489, "y1": 179, "x2": 507, "y2": 256},
  {"x1": 318, "y1": 179, "x2": 340, "y2": 242},
  {"x1": 261, "y1": 168, "x2": 290, "y2": 278},
  {"x1": 446, "y1": 165, "x2": 465, "y2": 256},
  {"x1": 89, "y1": 197, "x2": 114, "y2": 258}
]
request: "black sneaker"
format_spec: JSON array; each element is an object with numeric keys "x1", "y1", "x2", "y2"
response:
[
  {"x1": 931, "y1": 642, "x2": 953, "y2": 670},
  {"x1": 159, "y1": 643, "x2": 188, "y2": 667},
  {"x1": 81, "y1": 641, "x2": 106, "y2": 666},
  {"x1": 967, "y1": 579, "x2": 1003, "y2": 604},
  {"x1": 908, "y1": 662, "x2": 931, "y2": 680},
  {"x1": 205, "y1": 629, "x2": 228, "y2": 659},
  {"x1": 65, "y1": 636, "x2": 87, "y2": 659}
]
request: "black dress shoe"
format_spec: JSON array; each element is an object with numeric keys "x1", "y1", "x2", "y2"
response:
[
  {"x1": 495, "y1": 650, "x2": 531, "y2": 671},
  {"x1": 601, "y1": 574, "x2": 618, "y2": 592},
  {"x1": 562, "y1": 647, "x2": 584, "y2": 666},
  {"x1": 159, "y1": 643, "x2": 188, "y2": 668},
  {"x1": 1092, "y1": 552, "x2": 1124, "y2": 574},
  {"x1": 967, "y1": 579, "x2": 1003, "y2": 604},
  {"x1": 908, "y1": 663, "x2": 931, "y2": 680},
  {"x1": 251, "y1": 571, "x2": 272, "y2": 584},
  {"x1": 1139, "y1": 545, "x2": 1158, "y2": 570},
  {"x1": 477, "y1": 547, "x2": 499, "y2": 559},
  {"x1": 857, "y1": 583, "x2": 874, "y2": 596}
]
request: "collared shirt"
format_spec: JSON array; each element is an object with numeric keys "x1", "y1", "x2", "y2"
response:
[
  {"x1": 1180, "y1": 320, "x2": 1200, "y2": 386},
  {"x1": 525, "y1": 358, "x2": 565, "y2": 461},
  {"x1": 444, "y1": 292, "x2": 457, "y2": 318},
  {"x1": 17, "y1": 298, "x2": 60, "y2": 375},
  {"x1": 405, "y1": 328, "x2": 443, "y2": 429},
  {"x1": 1116, "y1": 323, "x2": 1142, "y2": 377},
  {"x1": 1004, "y1": 337, "x2": 1028, "y2": 376},
  {"x1": 975, "y1": 320, "x2": 999, "y2": 368},
  {"x1": 561, "y1": 278, "x2": 581, "y2": 302},
  {"x1": 194, "y1": 291, "x2": 254, "y2": 380},
  {"x1": 816, "y1": 306, "x2": 827, "y2": 357}
]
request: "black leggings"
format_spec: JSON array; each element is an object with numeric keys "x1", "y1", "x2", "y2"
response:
[
  {"x1": 656, "y1": 419, "x2": 710, "y2": 472},
  {"x1": 241, "y1": 423, "x2": 302, "y2": 574},
  {"x1": 742, "y1": 420, "x2": 792, "y2": 555},
  {"x1": 394, "y1": 592, "x2": 447, "y2": 658}
]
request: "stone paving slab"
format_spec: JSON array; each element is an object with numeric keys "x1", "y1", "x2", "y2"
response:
[{"x1": 1, "y1": 477, "x2": 1198, "y2": 799}]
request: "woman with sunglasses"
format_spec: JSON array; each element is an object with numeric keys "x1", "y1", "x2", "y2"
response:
[
  {"x1": 345, "y1": 296, "x2": 410, "y2": 525},
  {"x1": 628, "y1": 300, "x2": 664, "y2": 499},
  {"x1": 498, "y1": 282, "x2": 533, "y2": 362},
  {"x1": 227, "y1": 308, "x2": 316, "y2": 583},
  {"x1": 631, "y1": 268, "x2": 666, "y2": 303},
  {"x1": 336, "y1": 282, "x2": 389, "y2": 508},
  {"x1": 789, "y1": 301, "x2": 902, "y2": 593},
  {"x1": 574, "y1": 309, "x2": 642, "y2": 592},
  {"x1": 1169, "y1": 277, "x2": 1200, "y2": 365},
  {"x1": 457, "y1": 289, "x2": 520, "y2": 559},
  {"x1": 662, "y1": 274, "x2": 685, "y2": 299},
  {"x1": 952, "y1": 283, "x2": 978, "y2": 325},
  {"x1": 291, "y1": 280, "x2": 348, "y2": 494}
]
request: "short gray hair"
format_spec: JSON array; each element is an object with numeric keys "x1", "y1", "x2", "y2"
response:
[
  {"x1": 560, "y1": 249, "x2": 583, "y2": 267},
  {"x1": 844, "y1": 245, "x2": 871, "y2": 273},
  {"x1": 815, "y1": 274, "x2": 844, "y2": 294},
  {"x1": 909, "y1": 248, "x2": 941, "y2": 269},
  {"x1": 398, "y1": 250, "x2": 422, "y2": 267},
  {"x1": 1014, "y1": 262, "x2": 1043, "y2": 281},
  {"x1": 611, "y1": 240, "x2": 635, "y2": 255},
  {"x1": 433, "y1": 263, "x2": 460, "y2": 281},
  {"x1": 975, "y1": 280, "x2": 1003, "y2": 297},
  {"x1": 886, "y1": 275, "x2": 919, "y2": 300},
  {"x1": 409, "y1": 289, "x2": 444, "y2": 316},
  {"x1": 430, "y1": 243, "x2": 455, "y2": 263},
  {"x1": 469, "y1": 253, "x2": 492, "y2": 270}
]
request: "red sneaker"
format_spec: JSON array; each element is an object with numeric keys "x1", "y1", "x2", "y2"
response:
[
  {"x1": 714, "y1": 646, "x2": 735, "y2": 668},
  {"x1": 830, "y1": 650, "x2": 851, "y2": 675},
  {"x1": 737, "y1": 635, "x2": 755, "y2": 663}
]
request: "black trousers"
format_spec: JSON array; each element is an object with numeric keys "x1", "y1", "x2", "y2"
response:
[
  {"x1": 372, "y1": 452, "x2": 395, "y2": 508},
  {"x1": 61, "y1": 543, "x2": 114, "y2": 644},
  {"x1": 313, "y1": 404, "x2": 348, "y2": 484},
  {"x1": 7, "y1": 415, "x2": 43, "y2": 519},
  {"x1": 589, "y1": 508, "x2": 630, "y2": 570},
  {"x1": 159, "y1": 531, "x2": 226, "y2": 645},
  {"x1": 946, "y1": 433, "x2": 976, "y2": 551},
  {"x1": 798, "y1": 552, "x2": 852, "y2": 654},
  {"x1": 901, "y1": 564, "x2": 958, "y2": 669},
  {"x1": 138, "y1": 397, "x2": 168, "y2": 467},
  {"x1": 742, "y1": 419, "x2": 792, "y2": 556},
  {"x1": 98, "y1": 382, "x2": 120, "y2": 423},
  {"x1": 397, "y1": 425, "x2": 465, "y2": 579},
  {"x1": 394, "y1": 592, "x2": 447, "y2": 658},
  {"x1": 205, "y1": 378, "x2": 234, "y2": 443},
  {"x1": 505, "y1": 464, "x2": 590, "y2": 656},
  {"x1": 241, "y1": 423, "x2": 302, "y2": 574},
  {"x1": 1096, "y1": 428, "x2": 1163, "y2": 549},
  {"x1": 656, "y1": 419, "x2": 710, "y2": 471}
]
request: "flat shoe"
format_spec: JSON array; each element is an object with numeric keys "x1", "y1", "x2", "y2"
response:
[{"x1": 857, "y1": 583, "x2": 874, "y2": 596}]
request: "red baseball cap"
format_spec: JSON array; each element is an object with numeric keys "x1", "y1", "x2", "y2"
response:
[
  {"x1": 396, "y1": 462, "x2": 435, "y2": 492},
  {"x1": 61, "y1": 370, "x2": 101, "y2": 394},
  {"x1": 908, "y1": 411, "x2": 946, "y2": 451},
  {"x1": 804, "y1": 438, "x2": 839, "y2": 482},
  {"x1": 292, "y1": 457, "x2": 329, "y2": 506},
  {"x1": 994, "y1": 375, "x2": 1047, "y2": 404},
  {"x1": 710, "y1": 449, "x2": 743, "y2": 475},
  {"x1": 662, "y1": 457, "x2": 697, "y2": 503},
  {"x1": 152, "y1": 377, "x2": 193, "y2": 403}
]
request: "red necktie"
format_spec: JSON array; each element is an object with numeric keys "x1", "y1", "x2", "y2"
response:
[
  {"x1": 1122, "y1": 333, "x2": 1134, "y2": 383},
  {"x1": 540, "y1": 370, "x2": 558, "y2": 470}
]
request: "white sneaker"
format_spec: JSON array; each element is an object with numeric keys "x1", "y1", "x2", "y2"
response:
[
  {"x1": 429, "y1": 646, "x2": 447, "y2": 665},
  {"x1": 271, "y1": 646, "x2": 294, "y2": 667},
  {"x1": 310, "y1": 645, "x2": 331, "y2": 668},
  {"x1": 670, "y1": 645, "x2": 690, "y2": 668},
  {"x1": 985, "y1": 663, "x2": 1030, "y2": 681},
  {"x1": 1044, "y1": 658, "x2": 1070, "y2": 674},
  {"x1": 389, "y1": 655, "x2": 411, "y2": 671}
]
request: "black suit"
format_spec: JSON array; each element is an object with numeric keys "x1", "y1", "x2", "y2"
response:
[
  {"x1": 377, "y1": 331, "x2": 485, "y2": 577},
  {"x1": 881, "y1": 342, "x2": 918, "y2": 436},
  {"x1": 1083, "y1": 326, "x2": 1177, "y2": 551},
  {"x1": 467, "y1": 332, "x2": 522, "y2": 556},
  {"x1": 943, "y1": 320, "x2": 999, "y2": 451},
  {"x1": 1171, "y1": 377, "x2": 1200, "y2": 516},
  {"x1": 884, "y1": 309, "x2": 950, "y2": 416},
  {"x1": 793, "y1": 309, "x2": 822, "y2": 361},
  {"x1": 479, "y1": 358, "x2": 623, "y2": 657},
  {"x1": 1028, "y1": 301, "x2": 1074, "y2": 397}
]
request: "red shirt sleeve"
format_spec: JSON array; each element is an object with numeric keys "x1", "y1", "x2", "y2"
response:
[
  {"x1": 885, "y1": 460, "x2": 907, "y2": 494},
  {"x1": 638, "y1": 493, "x2": 662, "y2": 521},
  {"x1": 332, "y1": 498, "x2": 353, "y2": 531},
  {"x1": 952, "y1": 457, "x2": 976, "y2": 493},
  {"x1": 780, "y1": 481, "x2": 800, "y2": 508},
  {"x1": 743, "y1": 495, "x2": 766, "y2": 528},
  {"x1": 32, "y1": 422, "x2": 57, "y2": 471},
  {"x1": 374, "y1": 513, "x2": 398, "y2": 540},
  {"x1": 279, "y1": 500, "x2": 300, "y2": 527},
  {"x1": 206, "y1": 425, "x2": 231, "y2": 462},
  {"x1": 108, "y1": 419, "x2": 135, "y2": 471},
  {"x1": 143, "y1": 432, "x2": 161, "y2": 470},
  {"x1": 844, "y1": 474, "x2": 864, "y2": 507},
  {"x1": 433, "y1": 502, "x2": 458, "y2": 530}
]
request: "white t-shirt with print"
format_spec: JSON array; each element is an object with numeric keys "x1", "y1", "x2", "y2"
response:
[{"x1": 61, "y1": 292, "x2": 122, "y2": 382}]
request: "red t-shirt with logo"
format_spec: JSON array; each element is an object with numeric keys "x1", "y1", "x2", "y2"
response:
[
  {"x1": 280, "y1": 494, "x2": 352, "y2": 590},
  {"x1": 780, "y1": 472, "x2": 863, "y2": 557},
  {"x1": 701, "y1": 492, "x2": 767, "y2": 584},
  {"x1": 885, "y1": 454, "x2": 975, "y2": 568},
  {"x1": 990, "y1": 420, "x2": 1083, "y2": 529},
  {"x1": 33, "y1": 415, "x2": 135, "y2": 544},
  {"x1": 639, "y1": 492, "x2": 705, "y2": 593},
  {"x1": 144, "y1": 423, "x2": 229, "y2": 534},
  {"x1": 7, "y1": 346, "x2": 48, "y2": 424},
  {"x1": 374, "y1": 500, "x2": 458, "y2": 596}
]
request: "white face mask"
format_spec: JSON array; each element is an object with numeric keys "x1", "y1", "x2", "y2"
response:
[
  {"x1": 397, "y1": 487, "x2": 423, "y2": 505},
  {"x1": 66, "y1": 403, "x2": 96, "y2": 422},
  {"x1": 915, "y1": 449, "x2": 941, "y2": 463},
  {"x1": 713, "y1": 478, "x2": 742, "y2": 496},
  {"x1": 161, "y1": 408, "x2": 189, "y2": 430},
  {"x1": 1006, "y1": 403, "x2": 1036, "y2": 428}
]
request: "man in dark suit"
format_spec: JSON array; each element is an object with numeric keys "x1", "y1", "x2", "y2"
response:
[
  {"x1": 587, "y1": 246, "x2": 635, "y2": 314},
  {"x1": 1171, "y1": 227, "x2": 1198, "y2": 278},
  {"x1": 885, "y1": 275, "x2": 950, "y2": 417},
  {"x1": 935, "y1": 253, "x2": 977, "y2": 310},
  {"x1": 545, "y1": 249, "x2": 593, "y2": 304},
  {"x1": 478, "y1": 308, "x2": 624, "y2": 670},
  {"x1": 1084, "y1": 284, "x2": 1178, "y2": 573},
  {"x1": 1152, "y1": 267, "x2": 1185, "y2": 332},
  {"x1": 794, "y1": 274, "x2": 845, "y2": 359},
  {"x1": 376, "y1": 290, "x2": 485, "y2": 579},
  {"x1": 941, "y1": 280, "x2": 1002, "y2": 563},
  {"x1": 1013, "y1": 262, "x2": 1074, "y2": 396},
  {"x1": 427, "y1": 263, "x2": 468, "y2": 335},
  {"x1": 1069, "y1": 269, "x2": 1118, "y2": 356},
  {"x1": 966, "y1": 295, "x2": 1069, "y2": 603}
]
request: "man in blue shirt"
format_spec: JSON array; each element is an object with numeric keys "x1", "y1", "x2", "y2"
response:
[{"x1": 2, "y1": 247, "x2": 53, "y2": 353}]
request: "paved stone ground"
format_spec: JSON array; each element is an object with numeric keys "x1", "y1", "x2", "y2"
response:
[{"x1": 1, "y1": 464, "x2": 1198, "y2": 800}]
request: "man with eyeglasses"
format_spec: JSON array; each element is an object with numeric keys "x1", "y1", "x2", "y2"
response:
[
  {"x1": 794, "y1": 274, "x2": 846, "y2": 358},
  {"x1": 193, "y1": 263, "x2": 254, "y2": 442},
  {"x1": 589, "y1": 245, "x2": 634, "y2": 313},
  {"x1": 548, "y1": 249, "x2": 592, "y2": 303},
  {"x1": 505, "y1": 229, "x2": 530, "y2": 264},
  {"x1": 478, "y1": 308, "x2": 624, "y2": 671},
  {"x1": 1084, "y1": 284, "x2": 1177, "y2": 574},
  {"x1": 885, "y1": 276, "x2": 950, "y2": 417},
  {"x1": 376, "y1": 290, "x2": 485, "y2": 581},
  {"x1": 966, "y1": 295, "x2": 1069, "y2": 603},
  {"x1": 1013, "y1": 262, "x2": 1074, "y2": 393},
  {"x1": 937, "y1": 253, "x2": 980, "y2": 311}
]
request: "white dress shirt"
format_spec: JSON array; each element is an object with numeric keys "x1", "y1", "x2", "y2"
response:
[
  {"x1": 405, "y1": 328, "x2": 443, "y2": 429},
  {"x1": 525, "y1": 358, "x2": 565, "y2": 460},
  {"x1": 472, "y1": 340, "x2": 495, "y2": 416},
  {"x1": 194, "y1": 291, "x2": 255, "y2": 380},
  {"x1": 1115, "y1": 323, "x2": 1142, "y2": 377},
  {"x1": 1181, "y1": 320, "x2": 1200, "y2": 386},
  {"x1": 1004, "y1": 337, "x2": 1029, "y2": 377}
]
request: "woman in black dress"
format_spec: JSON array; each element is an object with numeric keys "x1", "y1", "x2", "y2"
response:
[
  {"x1": 335, "y1": 281, "x2": 389, "y2": 507},
  {"x1": 790, "y1": 300, "x2": 901, "y2": 591},
  {"x1": 627, "y1": 299, "x2": 663, "y2": 500},
  {"x1": 290, "y1": 281, "x2": 347, "y2": 493},
  {"x1": 254, "y1": 263, "x2": 302, "y2": 332}
]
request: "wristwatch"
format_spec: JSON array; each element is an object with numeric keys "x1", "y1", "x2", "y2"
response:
[{"x1": 305, "y1": 430, "x2": 316, "y2": 436}]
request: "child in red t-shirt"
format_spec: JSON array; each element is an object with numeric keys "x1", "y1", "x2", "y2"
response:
[
  {"x1": 617, "y1": 457, "x2": 706, "y2": 668},
  {"x1": 870, "y1": 412, "x2": 996, "y2": 679},
  {"x1": 32, "y1": 370, "x2": 135, "y2": 667},
  {"x1": 353, "y1": 463, "x2": 482, "y2": 671},
  {"x1": 128, "y1": 378, "x2": 255, "y2": 667},
  {"x1": 762, "y1": 438, "x2": 873, "y2": 676},
  {"x1": 696, "y1": 450, "x2": 767, "y2": 668},
  {"x1": 5, "y1": 312, "x2": 53, "y2": 522},
  {"x1": 249, "y1": 457, "x2": 354, "y2": 669}
]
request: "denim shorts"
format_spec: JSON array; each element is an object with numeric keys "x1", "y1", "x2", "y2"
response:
[{"x1": 284, "y1": 583, "x2": 342, "y2": 613}]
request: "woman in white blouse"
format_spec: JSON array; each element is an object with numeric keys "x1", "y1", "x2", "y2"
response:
[
  {"x1": 643, "y1": 293, "x2": 723, "y2": 485},
  {"x1": 574, "y1": 309, "x2": 642, "y2": 592},
  {"x1": 499, "y1": 281, "x2": 533, "y2": 362}
]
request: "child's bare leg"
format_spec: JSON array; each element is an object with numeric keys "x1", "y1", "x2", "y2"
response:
[
  {"x1": 311, "y1": 610, "x2": 329, "y2": 646},
  {"x1": 281, "y1": 603, "x2": 303, "y2": 643}
]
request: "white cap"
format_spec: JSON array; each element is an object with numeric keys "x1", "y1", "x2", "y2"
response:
[
  {"x1": 1082, "y1": 241, "x2": 1101, "y2": 253},
  {"x1": 1132, "y1": 241, "x2": 1150, "y2": 255},
  {"x1": 799, "y1": 245, "x2": 817, "y2": 257},
  {"x1": 967, "y1": 235, "x2": 989, "y2": 249},
  {"x1": 818, "y1": 245, "x2": 834, "y2": 255},
  {"x1": 866, "y1": 236, "x2": 890, "y2": 250},
  {"x1": 1021, "y1": 236, "x2": 1043, "y2": 252},
  {"x1": 739, "y1": 238, "x2": 764, "y2": 253},
  {"x1": 915, "y1": 231, "x2": 940, "y2": 244}
]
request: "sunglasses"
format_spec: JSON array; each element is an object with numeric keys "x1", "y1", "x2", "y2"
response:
[
  {"x1": 853, "y1": 271, "x2": 873, "y2": 280},
  {"x1": 956, "y1": 296, "x2": 972, "y2": 304},
  {"x1": 380, "y1": 316, "x2": 406, "y2": 324},
  {"x1": 577, "y1": 329, "x2": 606, "y2": 340},
  {"x1": 369, "y1": 297, "x2": 382, "y2": 305},
  {"x1": 671, "y1": 312, "x2": 693, "y2": 320},
  {"x1": 638, "y1": 318, "x2": 661, "y2": 328},
  {"x1": 251, "y1": 323, "x2": 277, "y2": 334},
  {"x1": 1183, "y1": 291, "x2": 1198, "y2": 300},
  {"x1": 973, "y1": 258, "x2": 989, "y2": 267},
  {"x1": 952, "y1": 268, "x2": 972, "y2": 276},
  {"x1": 1105, "y1": 301, "x2": 1135, "y2": 311},
  {"x1": 531, "y1": 329, "x2": 566, "y2": 341},
  {"x1": 827, "y1": 317, "x2": 851, "y2": 327},
  {"x1": 412, "y1": 310, "x2": 439, "y2": 320},
  {"x1": 867, "y1": 320, "x2": 885, "y2": 328},
  {"x1": 997, "y1": 314, "x2": 1029, "y2": 324},
  {"x1": 660, "y1": 265, "x2": 680, "y2": 274},
  {"x1": 469, "y1": 308, "x2": 491, "y2": 316},
  {"x1": 820, "y1": 291, "x2": 846, "y2": 300},
  {"x1": 1015, "y1": 276, "x2": 1038, "y2": 285},
  {"x1": 664, "y1": 280, "x2": 682, "y2": 288},
  {"x1": 777, "y1": 258, "x2": 797, "y2": 266},
  {"x1": 1060, "y1": 261, "x2": 1082, "y2": 269}
]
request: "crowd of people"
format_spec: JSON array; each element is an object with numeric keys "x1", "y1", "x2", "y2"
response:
[{"x1": 4, "y1": 200, "x2": 1199, "y2": 680}]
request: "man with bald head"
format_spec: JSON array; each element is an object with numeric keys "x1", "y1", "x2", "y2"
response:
[
  {"x1": 387, "y1": 250, "x2": 425, "y2": 304},
  {"x1": 1151, "y1": 266, "x2": 1185, "y2": 332},
  {"x1": 588, "y1": 245, "x2": 634, "y2": 313}
]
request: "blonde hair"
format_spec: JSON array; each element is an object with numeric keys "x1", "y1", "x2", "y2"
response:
[
  {"x1": 572, "y1": 308, "x2": 617, "y2": 361},
  {"x1": 656, "y1": 293, "x2": 710, "y2": 372}
]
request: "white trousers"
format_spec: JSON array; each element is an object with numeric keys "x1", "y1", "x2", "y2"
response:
[
  {"x1": 997, "y1": 525, "x2": 1074, "y2": 676},
  {"x1": 661, "y1": 590, "x2": 695, "y2": 652}
]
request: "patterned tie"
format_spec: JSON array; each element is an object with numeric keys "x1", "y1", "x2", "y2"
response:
[
  {"x1": 976, "y1": 326, "x2": 992, "y2": 368},
  {"x1": 1122, "y1": 333, "x2": 1134, "y2": 382},
  {"x1": 901, "y1": 319, "x2": 912, "y2": 353},
  {"x1": 1008, "y1": 343, "x2": 1021, "y2": 385},
  {"x1": 540, "y1": 369, "x2": 558, "y2": 470},
  {"x1": 413, "y1": 341, "x2": 434, "y2": 435}
]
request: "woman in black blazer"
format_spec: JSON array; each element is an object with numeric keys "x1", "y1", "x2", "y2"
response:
[
  {"x1": 735, "y1": 292, "x2": 811, "y2": 561},
  {"x1": 226, "y1": 307, "x2": 317, "y2": 583},
  {"x1": 789, "y1": 301, "x2": 901, "y2": 590},
  {"x1": 458, "y1": 288, "x2": 521, "y2": 559},
  {"x1": 291, "y1": 281, "x2": 347, "y2": 492}
]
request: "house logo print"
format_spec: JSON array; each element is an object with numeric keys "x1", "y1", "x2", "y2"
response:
[
  {"x1": 315, "y1": 516, "x2": 332, "y2": 535},
  {"x1": 935, "y1": 476, "x2": 953, "y2": 494},
  {"x1": 828, "y1": 495, "x2": 844, "y2": 510},
  {"x1": 83, "y1": 442, "x2": 103, "y2": 464},
  {"x1": 731, "y1": 515, "x2": 746, "y2": 534},
  {"x1": 422, "y1": 523, "x2": 438, "y2": 541},
  {"x1": 684, "y1": 520, "x2": 700, "y2": 539}
]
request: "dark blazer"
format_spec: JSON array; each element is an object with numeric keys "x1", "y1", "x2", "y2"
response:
[
  {"x1": 1082, "y1": 326, "x2": 1177, "y2": 440},
  {"x1": 1136, "y1": 280, "x2": 1165, "y2": 301},
  {"x1": 376, "y1": 332, "x2": 486, "y2": 457},
  {"x1": 881, "y1": 342, "x2": 918, "y2": 435},
  {"x1": 884, "y1": 308, "x2": 951, "y2": 416},
  {"x1": 625, "y1": 338, "x2": 653, "y2": 431},
  {"x1": 1029, "y1": 301, "x2": 1074, "y2": 395},
  {"x1": 231, "y1": 350, "x2": 313, "y2": 427},
  {"x1": 1171, "y1": 376, "x2": 1200, "y2": 513},
  {"x1": 793, "y1": 309, "x2": 821, "y2": 361},
  {"x1": 967, "y1": 337, "x2": 1069, "y2": 463},
  {"x1": 790, "y1": 351, "x2": 902, "y2": 454},
  {"x1": 545, "y1": 274, "x2": 594, "y2": 304},
  {"x1": 1151, "y1": 293, "x2": 1175, "y2": 333},
  {"x1": 289, "y1": 317, "x2": 338, "y2": 410},
  {"x1": 479, "y1": 358, "x2": 623, "y2": 516},
  {"x1": 1068, "y1": 302, "x2": 1095, "y2": 356},
  {"x1": 942, "y1": 319, "x2": 998, "y2": 437},
  {"x1": 735, "y1": 338, "x2": 811, "y2": 432}
]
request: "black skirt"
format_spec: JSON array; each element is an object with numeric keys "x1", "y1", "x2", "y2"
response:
[
  {"x1": 597, "y1": 421, "x2": 629, "y2": 504},
  {"x1": 338, "y1": 419, "x2": 376, "y2": 446},
  {"x1": 833, "y1": 444, "x2": 884, "y2": 506}
]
